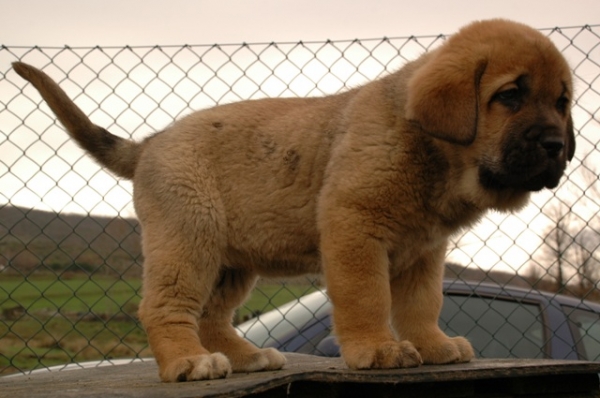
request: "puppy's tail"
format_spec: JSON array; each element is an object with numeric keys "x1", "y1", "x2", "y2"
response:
[{"x1": 12, "y1": 62, "x2": 140, "y2": 180}]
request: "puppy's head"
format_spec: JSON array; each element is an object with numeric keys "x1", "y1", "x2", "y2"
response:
[{"x1": 406, "y1": 19, "x2": 575, "y2": 193}]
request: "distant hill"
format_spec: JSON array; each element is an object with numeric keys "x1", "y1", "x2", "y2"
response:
[{"x1": 0, "y1": 206, "x2": 142, "y2": 276}]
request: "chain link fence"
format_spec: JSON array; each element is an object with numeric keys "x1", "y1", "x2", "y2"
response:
[{"x1": 1, "y1": 24, "x2": 599, "y2": 375}]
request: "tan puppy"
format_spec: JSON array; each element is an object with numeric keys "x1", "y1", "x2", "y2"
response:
[{"x1": 13, "y1": 19, "x2": 575, "y2": 382}]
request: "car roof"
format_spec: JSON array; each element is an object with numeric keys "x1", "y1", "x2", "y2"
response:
[
  {"x1": 236, "y1": 288, "x2": 331, "y2": 346},
  {"x1": 443, "y1": 279, "x2": 600, "y2": 312}
]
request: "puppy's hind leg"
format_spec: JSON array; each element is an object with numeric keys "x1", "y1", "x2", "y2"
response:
[
  {"x1": 136, "y1": 177, "x2": 231, "y2": 382},
  {"x1": 199, "y1": 269, "x2": 287, "y2": 373}
]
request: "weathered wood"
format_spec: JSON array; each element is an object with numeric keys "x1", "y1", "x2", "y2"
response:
[{"x1": 1, "y1": 354, "x2": 599, "y2": 398}]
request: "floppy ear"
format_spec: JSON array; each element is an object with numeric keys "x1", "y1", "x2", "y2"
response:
[
  {"x1": 405, "y1": 52, "x2": 487, "y2": 146},
  {"x1": 566, "y1": 115, "x2": 576, "y2": 161}
]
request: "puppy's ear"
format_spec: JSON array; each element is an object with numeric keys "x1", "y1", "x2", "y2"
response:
[
  {"x1": 566, "y1": 115, "x2": 576, "y2": 161},
  {"x1": 405, "y1": 52, "x2": 487, "y2": 146}
]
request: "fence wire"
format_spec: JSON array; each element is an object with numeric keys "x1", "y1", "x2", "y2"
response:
[{"x1": 1, "y1": 24, "x2": 600, "y2": 375}]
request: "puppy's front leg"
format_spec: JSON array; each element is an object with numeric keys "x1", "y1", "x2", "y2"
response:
[
  {"x1": 390, "y1": 244, "x2": 474, "y2": 364},
  {"x1": 322, "y1": 231, "x2": 422, "y2": 369}
]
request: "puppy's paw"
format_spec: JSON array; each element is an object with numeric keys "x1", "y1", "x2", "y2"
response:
[
  {"x1": 161, "y1": 353, "x2": 232, "y2": 382},
  {"x1": 342, "y1": 340, "x2": 423, "y2": 370},
  {"x1": 231, "y1": 347, "x2": 287, "y2": 372},
  {"x1": 418, "y1": 336, "x2": 474, "y2": 364}
]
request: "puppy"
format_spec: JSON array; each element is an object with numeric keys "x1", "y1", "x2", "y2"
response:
[{"x1": 13, "y1": 18, "x2": 575, "y2": 382}]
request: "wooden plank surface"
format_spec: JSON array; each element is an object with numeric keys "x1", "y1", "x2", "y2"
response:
[{"x1": 1, "y1": 354, "x2": 599, "y2": 398}]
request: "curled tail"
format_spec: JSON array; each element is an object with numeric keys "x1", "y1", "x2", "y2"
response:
[{"x1": 12, "y1": 62, "x2": 140, "y2": 179}]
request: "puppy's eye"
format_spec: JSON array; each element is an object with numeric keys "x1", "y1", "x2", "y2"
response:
[
  {"x1": 556, "y1": 96, "x2": 569, "y2": 114},
  {"x1": 495, "y1": 88, "x2": 520, "y2": 102},
  {"x1": 492, "y1": 87, "x2": 522, "y2": 111}
]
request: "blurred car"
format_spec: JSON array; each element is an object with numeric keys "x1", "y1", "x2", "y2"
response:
[{"x1": 236, "y1": 280, "x2": 600, "y2": 361}]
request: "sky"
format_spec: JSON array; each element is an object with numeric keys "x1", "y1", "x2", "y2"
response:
[{"x1": 1, "y1": 0, "x2": 598, "y2": 47}]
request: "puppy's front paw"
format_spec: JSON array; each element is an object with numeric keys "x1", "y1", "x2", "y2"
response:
[
  {"x1": 418, "y1": 336, "x2": 474, "y2": 364},
  {"x1": 161, "y1": 353, "x2": 232, "y2": 382},
  {"x1": 342, "y1": 340, "x2": 423, "y2": 370}
]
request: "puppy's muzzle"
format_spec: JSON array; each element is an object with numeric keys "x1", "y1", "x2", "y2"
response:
[
  {"x1": 530, "y1": 123, "x2": 566, "y2": 159},
  {"x1": 539, "y1": 134, "x2": 565, "y2": 159},
  {"x1": 479, "y1": 123, "x2": 571, "y2": 192}
]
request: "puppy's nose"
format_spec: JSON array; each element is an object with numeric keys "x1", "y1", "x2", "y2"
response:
[{"x1": 540, "y1": 135, "x2": 564, "y2": 158}]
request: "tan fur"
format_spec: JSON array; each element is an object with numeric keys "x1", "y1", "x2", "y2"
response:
[{"x1": 13, "y1": 19, "x2": 575, "y2": 382}]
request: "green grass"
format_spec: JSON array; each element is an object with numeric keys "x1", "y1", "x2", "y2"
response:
[
  {"x1": 0, "y1": 273, "x2": 317, "y2": 375},
  {"x1": 0, "y1": 274, "x2": 142, "y2": 314}
]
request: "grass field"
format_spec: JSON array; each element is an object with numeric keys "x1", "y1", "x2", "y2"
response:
[{"x1": 0, "y1": 273, "x2": 317, "y2": 375}]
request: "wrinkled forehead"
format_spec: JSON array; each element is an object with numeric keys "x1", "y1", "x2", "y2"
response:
[
  {"x1": 449, "y1": 22, "x2": 574, "y2": 100},
  {"x1": 482, "y1": 39, "x2": 573, "y2": 99}
]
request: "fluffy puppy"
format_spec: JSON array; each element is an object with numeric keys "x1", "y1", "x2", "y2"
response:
[{"x1": 13, "y1": 18, "x2": 575, "y2": 382}]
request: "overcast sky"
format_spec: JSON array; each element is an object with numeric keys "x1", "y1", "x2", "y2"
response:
[{"x1": 1, "y1": 0, "x2": 599, "y2": 47}]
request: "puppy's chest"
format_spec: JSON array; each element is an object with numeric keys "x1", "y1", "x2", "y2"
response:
[
  {"x1": 390, "y1": 218, "x2": 447, "y2": 250},
  {"x1": 384, "y1": 202, "x2": 481, "y2": 274}
]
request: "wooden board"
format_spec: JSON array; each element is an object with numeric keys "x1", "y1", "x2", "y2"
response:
[{"x1": 2, "y1": 354, "x2": 599, "y2": 398}]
